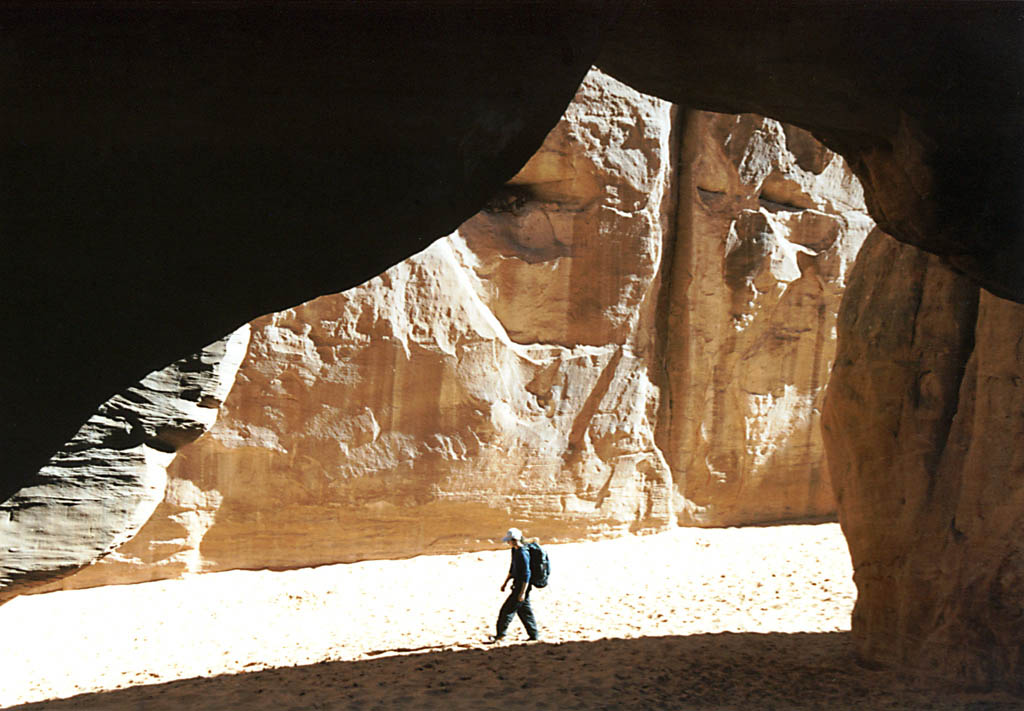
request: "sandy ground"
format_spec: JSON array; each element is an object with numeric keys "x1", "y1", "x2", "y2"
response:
[{"x1": 1, "y1": 523, "x2": 1018, "y2": 710}]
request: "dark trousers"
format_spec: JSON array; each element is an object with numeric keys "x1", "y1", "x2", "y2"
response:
[{"x1": 496, "y1": 584, "x2": 538, "y2": 639}]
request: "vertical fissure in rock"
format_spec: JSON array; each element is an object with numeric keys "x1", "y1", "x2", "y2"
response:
[
  {"x1": 652, "y1": 109, "x2": 703, "y2": 521},
  {"x1": 650, "y1": 104, "x2": 687, "y2": 526}
]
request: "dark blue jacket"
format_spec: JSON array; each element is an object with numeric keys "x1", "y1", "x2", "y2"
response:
[{"x1": 508, "y1": 545, "x2": 531, "y2": 586}]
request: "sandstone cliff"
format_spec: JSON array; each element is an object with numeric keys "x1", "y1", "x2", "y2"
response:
[{"x1": 36, "y1": 71, "x2": 876, "y2": 587}]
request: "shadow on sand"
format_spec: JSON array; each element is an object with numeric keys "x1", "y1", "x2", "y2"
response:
[{"x1": 10, "y1": 631, "x2": 1019, "y2": 710}]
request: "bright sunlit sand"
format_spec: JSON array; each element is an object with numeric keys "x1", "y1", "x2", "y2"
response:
[{"x1": 2, "y1": 523, "x2": 1017, "y2": 709}]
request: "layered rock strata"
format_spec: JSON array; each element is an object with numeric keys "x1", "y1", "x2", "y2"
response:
[
  {"x1": 823, "y1": 231, "x2": 1024, "y2": 693},
  {"x1": 0, "y1": 327, "x2": 249, "y2": 601},
  {"x1": 38, "y1": 72, "x2": 875, "y2": 585}
]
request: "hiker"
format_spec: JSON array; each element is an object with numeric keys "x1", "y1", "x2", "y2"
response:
[{"x1": 491, "y1": 527, "x2": 540, "y2": 642}]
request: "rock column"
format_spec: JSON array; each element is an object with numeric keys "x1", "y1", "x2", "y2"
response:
[{"x1": 823, "y1": 230, "x2": 1024, "y2": 692}]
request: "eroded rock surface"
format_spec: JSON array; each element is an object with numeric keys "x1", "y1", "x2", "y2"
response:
[
  {"x1": 0, "y1": 327, "x2": 249, "y2": 600},
  {"x1": 1, "y1": 3, "x2": 608, "y2": 504},
  {"x1": 823, "y1": 231, "x2": 1024, "y2": 692},
  {"x1": 42, "y1": 73, "x2": 877, "y2": 585}
]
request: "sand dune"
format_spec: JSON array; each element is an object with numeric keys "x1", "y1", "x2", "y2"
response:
[{"x1": 2, "y1": 524, "x2": 1018, "y2": 709}]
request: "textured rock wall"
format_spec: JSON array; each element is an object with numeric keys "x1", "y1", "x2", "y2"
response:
[
  {"x1": 660, "y1": 112, "x2": 873, "y2": 525},
  {"x1": 0, "y1": 327, "x2": 249, "y2": 601},
  {"x1": 823, "y1": 231, "x2": 1024, "y2": 692},
  {"x1": 37, "y1": 71, "x2": 874, "y2": 587}
]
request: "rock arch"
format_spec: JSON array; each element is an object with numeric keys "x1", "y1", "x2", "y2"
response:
[{"x1": 1, "y1": 1, "x2": 1021, "y2": 694}]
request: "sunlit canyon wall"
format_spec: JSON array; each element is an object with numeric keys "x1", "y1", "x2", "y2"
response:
[{"x1": 39, "y1": 69, "x2": 874, "y2": 589}]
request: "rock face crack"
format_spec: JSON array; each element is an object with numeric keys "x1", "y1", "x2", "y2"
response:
[{"x1": 563, "y1": 347, "x2": 626, "y2": 466}]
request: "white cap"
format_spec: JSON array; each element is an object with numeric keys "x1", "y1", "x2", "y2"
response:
[{"x1": 502, "y1": 527, "x2": 523, "y2": 543}]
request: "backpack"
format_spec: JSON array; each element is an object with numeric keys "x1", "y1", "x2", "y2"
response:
[{"x1": 525, "y1": 541, "x2": 550, "y2": 588}]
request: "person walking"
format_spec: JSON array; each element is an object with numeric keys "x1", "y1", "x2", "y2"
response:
[{"x1": 491, "y1": 527, "x2": 540, "y2": 642}]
